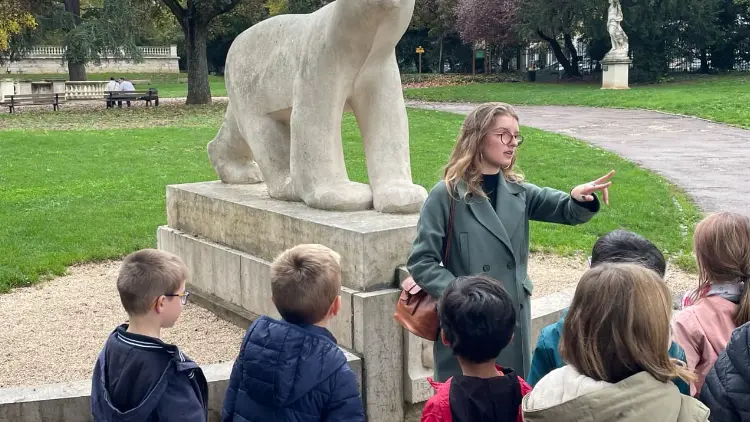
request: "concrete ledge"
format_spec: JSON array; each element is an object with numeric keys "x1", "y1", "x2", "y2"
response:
[
  {"x1": 158, "y1": 226, "x2": 356, "y2": 350},
  {"x1": 0, "y1": 356, "x2": 362, "y2": 422},
  {"x1": 166, "y1": 182, "x2": 419, "y2": 291}
]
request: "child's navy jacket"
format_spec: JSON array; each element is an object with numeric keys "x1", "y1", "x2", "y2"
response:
[
  {"x1": 221, "y1": 315, "x2": 365, "y2": 422},
  {"x1": 90, "y1": 324, "x2": 208, "y2": 421}
]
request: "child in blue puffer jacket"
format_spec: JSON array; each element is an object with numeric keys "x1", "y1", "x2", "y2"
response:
[
  {"x1": 527, "y1": 230, "x2": 690, "y2": 395},
  {"x1": 221, "y1": 244, "x2": 365, "y2": 422}
]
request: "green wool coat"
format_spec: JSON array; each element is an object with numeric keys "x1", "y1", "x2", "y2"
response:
[{"x1": 406, "y1": 176, "x2": 599, "y2": 382}]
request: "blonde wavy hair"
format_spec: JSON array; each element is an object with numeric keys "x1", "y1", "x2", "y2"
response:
[
  {"x1": 443, "y1": 102, "x2": 524, "y2": 198},
  {"x1": 560, "y1": 263, "x2": 696, "y2": 385},
  {"x1": 691, "y1": 212, "x2": 750, "y2": 326}
]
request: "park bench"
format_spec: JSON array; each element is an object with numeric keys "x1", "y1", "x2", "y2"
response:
[
  {"x1": 105, "y1": 88, "x2": 159, "y2": 108},
  {"x1": 5, "y1": 93, "x2": 63, "y2": 113}
]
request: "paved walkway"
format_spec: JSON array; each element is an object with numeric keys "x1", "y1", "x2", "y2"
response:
[{"x1": 407, "y1": 101, "x2": 750, "y2": 216}]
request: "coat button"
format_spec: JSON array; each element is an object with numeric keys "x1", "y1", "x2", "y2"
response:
[
  {"x1": 507, "y1": 262, "x2": 515, "y2": 270},
  {"x1": 483, "y1": 265, "x2": 490, "y2": 272}
]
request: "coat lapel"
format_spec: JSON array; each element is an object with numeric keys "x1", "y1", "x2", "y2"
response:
[
  {"x1": 495, "y1": 176, "x2": 526, "y2": 244},
  {"x1": 458, "y1": 180, "x2": 515, "y2": 257}
]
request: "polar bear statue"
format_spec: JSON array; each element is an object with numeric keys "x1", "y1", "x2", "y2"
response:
[{"x1": 207, "y1": 0, "x2": 428, "y2": 213}]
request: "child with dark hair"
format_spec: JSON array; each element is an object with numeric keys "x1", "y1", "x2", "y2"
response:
[
  {"x1": 527, "y1": 229, "x2": 689, "y2": 395},
  {"x1": 420, "y1": 275, "x2": 531, "y2": 422}
]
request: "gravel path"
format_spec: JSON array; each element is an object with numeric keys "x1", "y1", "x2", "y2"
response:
[
  {"x1": 0, "y1": 260, "x2": 245, "y2": 389},
  {"x1": 0, "y1": 253, "x2": 695, "y2": 388}
]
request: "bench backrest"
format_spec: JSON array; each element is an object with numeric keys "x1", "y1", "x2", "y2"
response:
[
  {"x1": 9, "y1": 94, "x2": 61, "y2": 104},
  {"x1": 106, "y1": 89, "x2": 158, "y2": 98}
]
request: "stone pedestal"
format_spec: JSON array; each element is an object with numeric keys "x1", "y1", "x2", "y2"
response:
[{"x1": 601, "y1": 57, "x2": 631, "y2": 89}]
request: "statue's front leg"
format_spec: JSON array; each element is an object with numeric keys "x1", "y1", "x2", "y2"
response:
[
  {"x1": 350, "y1": 54, "x2": 427, "y2": 213},
  {"x1": 290, "y1": 89, "x2": 373, "y2": 212}
]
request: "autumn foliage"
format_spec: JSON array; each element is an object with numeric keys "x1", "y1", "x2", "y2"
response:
[
  {"x1": 0, "y1": 0, "x2": 36, "y2": 51},
  {"x1": 455, "y1": 0, "x2": 519, "y2": 47}
]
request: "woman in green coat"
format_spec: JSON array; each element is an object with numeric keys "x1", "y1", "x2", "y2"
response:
[{"x1": 406, "y1": 102, "x2": 614, "y2": 382}]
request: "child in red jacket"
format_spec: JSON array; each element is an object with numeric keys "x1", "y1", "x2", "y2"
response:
[{"x1": 421, "y1": 275, "x2": 532, "y2": 422}]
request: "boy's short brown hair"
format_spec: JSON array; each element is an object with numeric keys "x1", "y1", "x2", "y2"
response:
[
  {"x1": 271, "y1": 244, "x2": 341, "y2": 325},
  {"x1": 117, "y1": 249, "x2": 188, "y2": 316}
]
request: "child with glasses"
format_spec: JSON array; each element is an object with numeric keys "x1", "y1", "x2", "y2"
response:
[{"x1": 91, "y1": 249, "x2": 207, "y2": 422}]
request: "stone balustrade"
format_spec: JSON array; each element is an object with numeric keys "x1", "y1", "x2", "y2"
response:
[
  {"x1": 6, "y1": 45, "x2": 180, "y2": 74},
  {"x1": 64, "y1": 81, "x2": 110, "y2": 100},
  {"x1": 24, "y1": 45, "x2": 177, "y2": 58}
]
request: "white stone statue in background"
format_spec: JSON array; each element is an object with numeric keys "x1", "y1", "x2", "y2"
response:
[
  {"x1": 605, "y1": 0, "x2": 629, "y2": 60},
  {"x1": 207, "y1": 0, "x2": 428, "y2": 213}
]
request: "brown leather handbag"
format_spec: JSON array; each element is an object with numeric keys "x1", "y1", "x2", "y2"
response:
[{"x1": 394, "y1": 195, "x2": 456, "y2": 341}]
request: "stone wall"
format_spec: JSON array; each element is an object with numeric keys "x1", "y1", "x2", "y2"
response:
[
  {"x1": 0, "y1": 356, "x2": 363, "y2": 422},
  {"x1": 4, "y1": 46, "x2": 180, "y2": 75}
]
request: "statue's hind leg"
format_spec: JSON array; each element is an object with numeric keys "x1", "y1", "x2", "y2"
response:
[
  {"x1": 240, "y1": 113, "x2": 300, "y2": 201},
  {"x1": 207, "y1": 102, "x2": 264, "y2": 184}
]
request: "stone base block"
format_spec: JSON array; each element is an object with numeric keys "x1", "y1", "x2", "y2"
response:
[
  {"x1": 601, "y1": 58, "x2": 631, "y2": 89},
  {"x1": 166, "y1": 181, "x2": 419, "y2": 292},
  {"x1": 353, "y1": 289, "x2": 404, "y2": 422},
  {"x1": 158, "y1": 226, "x2": 355, "y2": 350}
]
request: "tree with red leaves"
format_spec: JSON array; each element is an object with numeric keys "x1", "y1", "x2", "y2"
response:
[{"x1": 455, "y1": 0, "x2": 519, "y2": 48}]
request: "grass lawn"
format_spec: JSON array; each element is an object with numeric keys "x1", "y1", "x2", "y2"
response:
[
  {"x1": 0, "y1": 106, "x2": 700, "y2": 292},
  {"x1": 404, "y1": 73, "x2": 750, "y2": 128},
  {"x1": 17, "y1": 72, "x2": 227, "y2": 98}
]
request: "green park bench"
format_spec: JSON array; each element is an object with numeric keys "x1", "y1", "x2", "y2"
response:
[{"x1": 104, "y1": 88, "x2": 159, "y2": 108}]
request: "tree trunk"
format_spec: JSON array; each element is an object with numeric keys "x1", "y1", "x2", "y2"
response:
[
  {"x1": 700, "y1": 49, "x2": 710, "y2": 73},
  {"x1": 68, "y1": 62, "x2": 87, "y2": 81},
  {"x1": 185, "y1": 23, "x2": 212, "y2": 105},
  {"x1": 486, "y1": 47, "x2": 491, "y2": 74},
  {"x1": 516, "y1": 46, "x2": 522, "y2": 71},
  {"x1": 438, "y1": 35, "x2": 444, "y2": 74},
  {"x1": 563, "y1": 33, "x2": 581, "y2": 77},
  {"x1": 64, "y1": 0, "x2": 86, "y2": 81},
  {"x1": 537, "y1": 31, "x2": 579, "y2": 77},
  {"x1": 472, "y1": 46, "x2": 476, "y2": 74}
]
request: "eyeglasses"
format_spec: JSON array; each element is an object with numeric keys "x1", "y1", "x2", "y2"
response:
[
  {"x1": 495, "y1": 131, "x2": 524, "y2": 147},
  {"x1": 165, "y1": 290, "x2": 190, "y2": 305}
]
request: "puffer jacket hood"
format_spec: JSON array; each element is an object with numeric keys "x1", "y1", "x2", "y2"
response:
[{"x1": 522, "y1": 367, "x2": 709, "y2": 422}]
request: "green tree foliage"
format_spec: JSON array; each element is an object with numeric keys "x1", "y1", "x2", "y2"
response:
[{"x1": 7, "y1": 0, "x2": 144, "y2": 80}]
